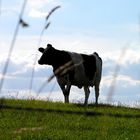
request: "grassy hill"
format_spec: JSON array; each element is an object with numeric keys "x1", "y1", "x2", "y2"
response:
[{"x1": 0, "y1": 99, "x2": 140, "y2": 140}]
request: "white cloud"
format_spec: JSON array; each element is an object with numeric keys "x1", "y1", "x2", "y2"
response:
[
  {"x1": 29, "y1": 9, "x2": 48, "y2": 18},
  {"x1": 102, "y1": 44, "x2": 140, "y2": 71},
  {"x1": 121, "y1": 49, "x2": 140, "y2": 65},
  {"x1": 28, "y1": 0, "x2": 56, "y2": 9},
  {"x1": 27, "y1": 0, "x2": 60, "y2": 18},
  {"x1": 101, "y1": 74, "x2": 140, "y2": 88},
  {"x1": 117, "y1": 75, "x2": 140, "y2": 87}
]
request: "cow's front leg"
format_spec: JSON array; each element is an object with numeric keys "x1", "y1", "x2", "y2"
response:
[
  {"x1": 59, "y1": 82, "x2": 71, "y2": 103},
  {"x1": 57, "y1": 75, "x2": 71, "y2": 103},
  {"x1": 84, "y1": 86, "x2": 90, "y2": 106}
]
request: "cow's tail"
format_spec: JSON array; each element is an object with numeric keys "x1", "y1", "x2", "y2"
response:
[
  {"x1": 93, "y1": 52, "x2": 102, "y2": 83},
  {"x1": 93, "y1": 52, "x2": 102, "y2": 67}
]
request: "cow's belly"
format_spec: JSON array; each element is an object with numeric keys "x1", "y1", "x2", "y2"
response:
[
  {"x1": 71, "y1": 77, "x2": 95, "y2": 88},
  {"x1": 71, "y1": 64, "x2": 95, "y2": 88},
  {"x1": 56, "y1": 74, "x2": 95, "y2": 89}
]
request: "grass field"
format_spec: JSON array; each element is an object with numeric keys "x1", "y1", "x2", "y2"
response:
[{"x1": 0, "y1": 99, "x2": 140, "y2": 140}]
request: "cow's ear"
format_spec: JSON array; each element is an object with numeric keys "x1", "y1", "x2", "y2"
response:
[
  {"x1": 47, "y1": 44, "x2": 54, "y2": 49},
  {"x1": 38, "y1": 47, "x2": 45, "y2": 53}
]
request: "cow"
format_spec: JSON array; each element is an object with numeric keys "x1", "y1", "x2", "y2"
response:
[{"x1": 38, "y1": 44, "x2": 102, "y2": 105}]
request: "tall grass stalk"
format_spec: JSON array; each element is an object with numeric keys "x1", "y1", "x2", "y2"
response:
[
  {"x1": 28, "y1": 22, "x2": 51, "y2": 95},
  {"x1": 29, "y1": 6, "x2": 61, "y2": 95},
  {"x1": 107, "y1": 44, "x2": 130, "y2": 102},
  {"x1": 0, "y1": 0, "x2": 28, "y2": 94}
]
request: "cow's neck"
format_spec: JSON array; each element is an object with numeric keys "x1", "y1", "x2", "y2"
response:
[{"x1": 51, "y1": 50, "x2": 71, "y2": 73}]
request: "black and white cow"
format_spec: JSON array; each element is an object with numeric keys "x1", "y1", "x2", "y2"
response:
[{"x1": 38, "y1": 44, "x2": 102, "y2": 105}]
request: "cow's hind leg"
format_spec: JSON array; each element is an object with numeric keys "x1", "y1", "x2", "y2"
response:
[
  {"x1": 95, "y1": 84, "x2": 100, "y2": 105},
  {"x1": 84, "y1": 86, "x2": 90, "y2": 106}
]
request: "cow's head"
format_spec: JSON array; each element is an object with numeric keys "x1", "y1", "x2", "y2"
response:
[{"x1": 38, "y1": 44, "x2": 56, "y2": 65}]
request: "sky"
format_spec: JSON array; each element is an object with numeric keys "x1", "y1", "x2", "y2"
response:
[{"x1": 0, "y1": 0, "x2": 140, "y2": 107}]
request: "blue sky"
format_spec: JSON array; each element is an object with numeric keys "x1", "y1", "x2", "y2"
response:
[{"x1": 0, "y1": 0, "x2": 140, "y2": 107}]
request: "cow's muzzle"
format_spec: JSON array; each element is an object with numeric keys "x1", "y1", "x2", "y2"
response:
[{"x1": 38, "y1": 60, "x2": 43, "y2": 65}]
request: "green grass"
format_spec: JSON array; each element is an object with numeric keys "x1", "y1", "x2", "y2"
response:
[{"x1": 0, "y1": 99, "x2": 140, "y2": 140}]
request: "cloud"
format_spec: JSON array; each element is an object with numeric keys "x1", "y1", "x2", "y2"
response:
[
  {"x1": 27, "y1": 0, "x2": 60, "y2": 18},
  {"x1": 117, "y1": 75, "x2": 140, "y2": 87},
  {"x1": 28, "y1": 0, "x2": 57, "y2": 9},
  {"x1": 117, "y1": 49, "x2": 140, "y2": 65},
  {"x1": 29, "y1": 9, "x2": 48, "y2": 18},
  {"x1": 102, "y1": 75, "x2": 140, "y2": 88}
]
